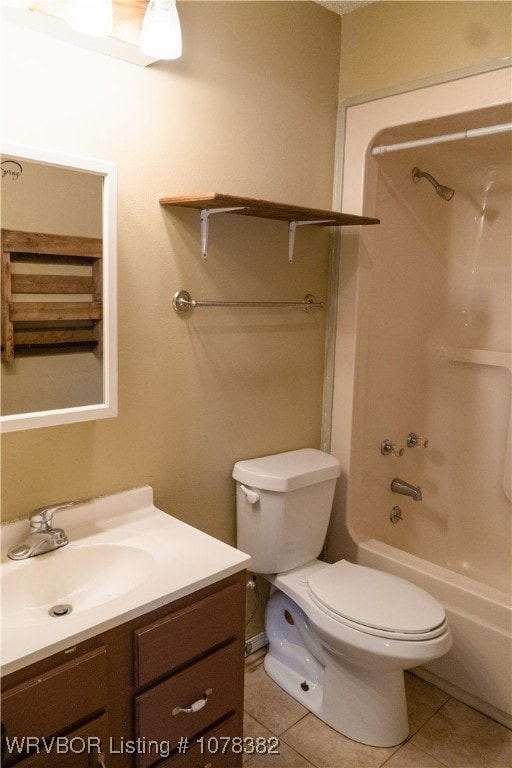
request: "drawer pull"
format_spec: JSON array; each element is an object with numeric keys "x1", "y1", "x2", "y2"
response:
[{"x1": 172, "y1": 688, "x2": 213, "y2": 716}]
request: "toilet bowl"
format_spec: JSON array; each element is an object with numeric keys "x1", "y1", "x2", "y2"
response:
[
  {"x1": 264, "y1": 558, "x2": 451, "y2": 746},
  {"x1": 234, "y1": 449, "x2": 452, "y2": 747}
]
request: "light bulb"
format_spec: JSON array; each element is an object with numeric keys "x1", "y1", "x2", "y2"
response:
[
  {"x1": 140, "y1": 0, "x2": 182, "y2": 60},
  {"x1": 65, "y1": 0, "x2": 113, "y2": 37}
]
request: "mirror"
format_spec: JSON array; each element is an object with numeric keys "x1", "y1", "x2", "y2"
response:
[{"x1": 1, "y1": 142, "x2": 117, "y2": 432}]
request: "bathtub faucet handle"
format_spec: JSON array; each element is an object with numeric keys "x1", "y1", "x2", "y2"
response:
[
  {"x1": 407, "y1": 433, "x2": 429, "y2": 449},
  {"x1": 381, "y1": 439, "x2": 404, "y2": 458}
]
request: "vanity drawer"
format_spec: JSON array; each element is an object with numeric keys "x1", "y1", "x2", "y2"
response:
[
  {"x1": 135, "y1": 642, "x2": 241, "y2": 768},
  {"x1": 134, "y1": 583, "x2": 242, "y2": 686},
  {"x1": 159, "y1": 714, "x2": 242, "y2": 767},
  {"x1": 1, "y1": 648, "x2": 107, "y2": 764}
]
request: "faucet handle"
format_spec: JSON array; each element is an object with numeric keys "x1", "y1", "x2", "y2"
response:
[
  {"x1": 381, "y1": 439, "x2": 404, "y2": 458},
  {"x1": 407, "y1": 432, "x2": 429, "y2": 449},
  {"x1": 29, "y1": 501, "x2": 75, "y2": 531}
]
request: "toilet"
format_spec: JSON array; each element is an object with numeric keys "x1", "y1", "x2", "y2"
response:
[{"x1": 234, "y1": 448, "x2": 452, "y2": 747}]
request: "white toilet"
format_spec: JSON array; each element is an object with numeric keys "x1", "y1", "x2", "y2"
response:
[{"x1": 234, "y1": 448, "x2": 452, "y2": 747}]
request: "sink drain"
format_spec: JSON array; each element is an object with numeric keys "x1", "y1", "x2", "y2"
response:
[{"x1": 49, "y1": 604, "x2": 73, "y2": 617}]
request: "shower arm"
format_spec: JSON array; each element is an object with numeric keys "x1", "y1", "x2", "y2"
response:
[
  {"x1": 412, "y1": 167, "x2": 454, "y2": 201},
  {"x1": 412, "y1": 168, "x2": 438, "y2": 189}
]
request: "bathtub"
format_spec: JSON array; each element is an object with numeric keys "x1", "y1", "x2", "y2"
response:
[
  {"x1": 329, "y1": 67, "x2": 512, "y2": 731},
  {"x1": 358, "y1": 538, "x2": 512, "y2": 728}
]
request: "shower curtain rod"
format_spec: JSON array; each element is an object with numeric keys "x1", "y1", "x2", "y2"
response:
[{"x1": 371, "y1": 121, "x2": 512, "y2": 156}]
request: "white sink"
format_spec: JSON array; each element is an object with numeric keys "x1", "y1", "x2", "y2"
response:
[
  {"x1": 2, "y1": 543, "x2": 155, "y2": 625},
  {"x1": 1, "y1": 486, "x2": 251, "y2": 675}
]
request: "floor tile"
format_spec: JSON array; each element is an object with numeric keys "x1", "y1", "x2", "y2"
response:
[
  {"x1": 282, "y1": 712, "x2": 397, "y2": 768},
  {"x1": 405, "y1": 672, "x2": 450, "y2": 735},
  {"x1": 244, "y1": 659, "x2": 308, "y2": 735},
  {"x1": 410, "y1": 698, "x2": 512, "y2": 768},
  {"x1": 244, "y1": 713, "x2": 313, "y2": 767},
  {"x1": 244, "y1": 739, "x2": 314, "y2": 768},
  {"x1": 243, "y1": 713, "x2": 278, "y2": 764},
  {"x1": 382, "y1": 742, "x2": 448, "y2": 767}
]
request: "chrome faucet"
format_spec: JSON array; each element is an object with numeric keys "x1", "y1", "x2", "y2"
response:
[
  {"x1": 7, "y1": 502, "x2": 74, "y2": 560},
  {"x1": 391, "y1": 478, "x2": 423, "y2": 501}
]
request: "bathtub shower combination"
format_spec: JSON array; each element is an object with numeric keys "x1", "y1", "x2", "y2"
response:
[{"x1": 332, "y1": 68, "x2": 512, "y2": 728}]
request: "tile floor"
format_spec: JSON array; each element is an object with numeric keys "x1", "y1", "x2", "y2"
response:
[{"x1": 243, "y1": 651, "x2": 512, "y2": 768}]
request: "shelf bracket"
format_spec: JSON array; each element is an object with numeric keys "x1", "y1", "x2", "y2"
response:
[
  {"x1": 200, "y1": 207, "x2": 247, "y2": 259},
  {"x1": 288, "y1": 220, "x2": 337, "y2": 264}
]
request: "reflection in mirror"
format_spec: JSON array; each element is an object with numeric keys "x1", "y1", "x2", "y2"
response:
[{"x1": 1, "y1": 143, "x2": 117, "y2": 432}]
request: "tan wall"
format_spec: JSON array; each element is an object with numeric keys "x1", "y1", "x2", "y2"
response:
[
  {"x1": 339, "y1": 1, "x2": 512, "y2": 100},
  {"x1": 1, "y1": 0, "x2": 341, "y2": 557}
]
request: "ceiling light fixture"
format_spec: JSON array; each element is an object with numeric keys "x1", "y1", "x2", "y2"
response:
[
  {"x1": 65, "y1": 0, "x2": 113, "y2": 38},
  {"x1": 139, "y1": 0, "x2": 182, "y2": 60},
  {"x1": 3, "y1": 1, "x2": 183, "y2": 63}
]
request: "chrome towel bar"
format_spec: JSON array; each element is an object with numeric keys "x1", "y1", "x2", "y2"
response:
[{"x1": 172, "y1": 290, "x2": 323, "y2": 314}]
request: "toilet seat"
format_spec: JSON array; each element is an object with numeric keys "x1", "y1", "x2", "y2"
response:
[{"x1": 308, "y1": 560, "x2": 447, "y2": 640}]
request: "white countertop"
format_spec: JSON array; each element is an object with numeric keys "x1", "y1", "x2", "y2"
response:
[{"x1": 1, "y1": 486, "x2": 251, "y2": 676}]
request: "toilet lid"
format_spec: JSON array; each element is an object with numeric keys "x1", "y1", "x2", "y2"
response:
[{"x1": 308, "y1": 560, "x2": 446, "y2": 635}]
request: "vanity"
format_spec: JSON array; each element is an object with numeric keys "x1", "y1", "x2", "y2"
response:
[{"x1": 0, "y1": 488, "x2": 251, "y2": 767}]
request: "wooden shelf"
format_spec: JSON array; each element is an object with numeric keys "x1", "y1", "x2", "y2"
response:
[
  {"x1": 159, "y1": 193, "x2": 379, "y2": 260},
  {"x1": 1, "y1": 229, "x2": 103, "y2": 361},
  {"x1": 159, "y1": 193, "x2": 380, "y2": 226}
]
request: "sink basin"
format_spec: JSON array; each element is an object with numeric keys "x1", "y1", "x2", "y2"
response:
[
  {"x1": 1, "y1": 486, "x2": 251, "y2": 675},
  {"x1": 2, "y1": 543, "x2": 155, "y2": 625}
]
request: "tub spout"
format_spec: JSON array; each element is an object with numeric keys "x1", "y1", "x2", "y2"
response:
[{"x1": 391, "y1": 478, "x2": 422, "y2": 501}]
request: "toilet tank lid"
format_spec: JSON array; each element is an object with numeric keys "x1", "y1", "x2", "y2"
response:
[{"x1": 232, "y1": 448, "x2": 341, "y2": 492}]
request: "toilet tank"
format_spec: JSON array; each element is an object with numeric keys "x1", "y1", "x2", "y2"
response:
[{"x1": 233, "y1": 448, "x2": 341, "y2": 574}]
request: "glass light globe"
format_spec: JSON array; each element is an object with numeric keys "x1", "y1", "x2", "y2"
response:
[{"x1": 140, "y1": 0, "x2": 182, "y2": 60}]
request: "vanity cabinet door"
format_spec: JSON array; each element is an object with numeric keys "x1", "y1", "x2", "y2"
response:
[
  {"x1": 1, "y1": 713, "x2": 109, "y2": 768},
  {"x1": 1, "y1": 648, "x2": 108, "y2": 766}
]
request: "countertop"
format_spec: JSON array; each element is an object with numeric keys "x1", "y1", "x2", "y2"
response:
[{"x1": 1, "y1": 486, "x2": 251, "y2": 676}]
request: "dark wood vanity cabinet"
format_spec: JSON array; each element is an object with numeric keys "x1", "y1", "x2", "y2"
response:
[{"x1": 1, "y1": 571, "x2": 246, "y2": 768}]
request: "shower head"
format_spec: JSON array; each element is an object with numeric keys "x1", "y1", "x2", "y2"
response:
[{"x1": 412, "y1": 167, "x2": 455, "y2": 201}]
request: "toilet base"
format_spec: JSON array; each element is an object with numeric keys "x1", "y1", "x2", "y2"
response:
[
  {"x1": 265, "y1": 649, "x2": 409, "y2": 747},
  {"x1": 321, "y1": 648, "x2": 409, "y2": 746},
  {"x1": 264, "y1": 590, "x2": 410, "y2": 747},
  {"x1": 264, "y1": 650, "x2": 323, "y2": 715}
]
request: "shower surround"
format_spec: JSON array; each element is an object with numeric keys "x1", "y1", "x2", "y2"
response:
[{"x1": 330, "y1": 68, "x2": 512, "y2": 727}]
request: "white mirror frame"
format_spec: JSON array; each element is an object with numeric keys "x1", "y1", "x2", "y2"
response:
[{"x1": 1, "y1": 142, "x2": 118, "y2": 432}]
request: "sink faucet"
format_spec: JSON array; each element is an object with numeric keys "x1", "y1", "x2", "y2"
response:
[
  {"x1": 391, "y1": 478, "x2": 423, "y2": 502},
  {"x1": 7, "y1": 502, "x2": 74, "y2": 560}
]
